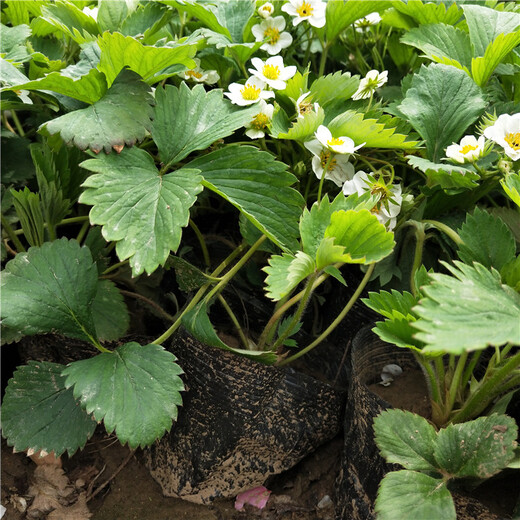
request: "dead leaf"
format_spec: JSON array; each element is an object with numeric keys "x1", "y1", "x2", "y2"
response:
[{"x1": 47, "y1": 493, "x2": 92, "y2": 520}]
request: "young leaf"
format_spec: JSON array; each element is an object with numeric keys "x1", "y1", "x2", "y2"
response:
[
  {"x1": 325, "y1": 209, "x2": 395, "y2": 264},
  {"x1": 274, "y1": 107, "x2": 325, "y2": 141},
  {"x1": 263, "y1": 253, "x2": 301, "y2": 301},
  {"x1": 10, "y1": 187, "x2": 45, "y2": 247},
  {"x1": 80, "y1": 147, "x2": 203, "y2": 276},
  {"x1": 374, "y1": 409, "x2": 438, "y2": 472},
  {"x1": 457, "y1": 208, "x2": 516, "y2": 271},
  {"x1": 501, "y1": 173, "x2": 520, "y2": 208},
  {"x1": 406, "y1": 156, "x2": 479, "y2": 190},
  {"x1": 315, "y1": 237, "x2": 349, "y2": 270},
  {"x1": 43, "y1": 68, "x2": 154, "y2": 154},
  {"x1": 2, "y1": 361, "x2": 97, "y2": 457},
  {"x1": 63, "y1": 342, "x2": 185, "y2": 449},
  {"x1": 152, "y1": 83, "x2": 257, "y2": 166},
  {"x1": 393, "y1": 0, "x2": 462, "y2": 25},
  {"x1": 413, "y1": 261, "x2": 520, "y2": 354},
  {"x1": 92, "y1": 280, "x2": 129, "y2": 342},
  {"x1": 375, "y1": 471, "x2": 455, "y2": 520},
  {"x1": 309, "y1": 71, "x2": 359, "y2": 109},
  {"x1": 434, "y1": 415, "x2": 518, "y2": 479},
  {"x1": 97, "y1": 32, "x2": 197, "y2": 87},
  {"x1": 398, "y1": 64, "x2": 486, "y2": 162},
  {"x1": 363, "y1": 290, "x2": 419, "y2": 321},
  {"x1": 0, "y1": 238, "x2": 99, "y2": 344},
  {"x1": 187, "y1": 145, "x2": 304, "y2": 253}
]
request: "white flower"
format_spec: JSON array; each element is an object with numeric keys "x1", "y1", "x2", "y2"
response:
[
  {"x1": 258, "y1": 2, "x2": 275, "y2": 18},
  {"x1": 304, "y1": 139, "x2": 355, "y2": 187},
  {"x1": 343, "y1": 171, "x2": 403, "y2": 230},
  {"x1": 315, "y1": 125, "x2": 364, "y2": 154},
  {"x1": 483, "y1": 113, "x2": 520, "y2": 161},
  {"x1": 354, "y1": 12, "x2": 382, "y2": 32},
  {"x1": 82, "y1": 5, "x2": 98, "y2": 20},
  {"x1": 224, "y1": 77, "x2": 275, "y2": 106},
  {"x1": 352, "y1": 70, "x2": 388, "y2": 100},
  {"x1": 252, "y1": 16, "x2": 293, "y2": 55},
  {"x1": 244, "y1": 100, "x2": 274, "y2": 139},
  {"x1": 295, "y1": 92, "x2": 320, "y2": 118},
  {"x1": 281, "y1": 0, "x2": 326, "y2": 28},
  {"x1": 248, "y1": 56, "x2": 297, "y2": 90},
  {"x1": 445, "y1": 135, "x2": 485, "y2": 164},
  {"x1": 182, "y1": 58, "x2": 220, "y2": 84}
]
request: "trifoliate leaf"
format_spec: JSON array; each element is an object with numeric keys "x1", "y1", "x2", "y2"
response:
[
  {"x1": 434, "y1": 415, "x2": 518, "y2": 479},
  {"x1": 152, "y1": 83, "x2": 257, "y2": 166},
  {"x1": 97, "y1": 32, "x2": 197, "y2": 87},
  {"x1": 363, "y1": 290, "x2": 419, "y2": 321},
  {"x1": 2, "y1": 361, "x2": 97, "y2": 457},
  {"x1": 79, "y1": 147, "x2": 203, "y2": 276},
  {"x1": 375, "y1": 471, "x2": 455, "y2": 520},
  {"x1": 181, "y1": 301, "x2": 277, "y2": 363},
  {"x1": 187, "y1": 145, "x2": 304, "y2": 253},
  {"x1": 406, "y1": 156, "x2": 479, "y2": 190},
  {"x1": 413, "y1": 261, "x2": 520, "y2": 354},
  {"x1": 92, "y1": 280, "x2": 129, "y2": 342},
  {"x1": 325, "y1": 209, "x2": 395, "y2": 264},
  {"x1": 400, "y1": 23, "x2": 472, "y2": 71},
  {"x1": 63, "y1": 342, "x2": 185, "y2": 448},
  {"x1": 0, "y1": 238, "x2": 99, "y2": 344},
  {"x1": 43, "y1": 68, "x2": 154, "y2": 154},
  {"x1": 457, "y1": 208, "x2": 516, "y2": 271},
  {"x1": 328, "y1": 110, "x2": 420, "y2": 149},
  {"x1": 374, "y1": 410, "x2": 438, "y2": 471},
  {"x1": 398, "y1": 64, "x2": 486, "y2": 162}
]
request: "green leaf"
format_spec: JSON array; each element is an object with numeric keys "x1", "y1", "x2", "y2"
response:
[
  {"x1": 263, "y1": 253, "x2": 303, "y2": 301},
  {"x1": 325, "y1": 209, "x2": 395, "y2": 264},
  {"x1": 406, "y1": 156, "x2": 479, "y2": 190},
  {"x1": 501, "y1": 256, "x2": 520, "y2": 292},
  {"x1": 375, "y1": 471, "x2": 455, "y2": 520},
  {"x1": 392, "y1": 0, "x2": 462, "y2": 25},
  {"x1": 181, "y1": 301, "x2": 277, "y2": 363},
  {"x1": 79, "y1": 147, "x2": 203, "y2": 276},
  {"x1": 398, "y1": 64, "x2": 486, "y2": 162},
  {"x1": 328, "y1": 110, "x2": 420, "y2": 150},
  {"x1": 315, "y1": 237, "x2": 350, "y2": 270},
  {"x1": 1, "y1": 23, "x2": 31, "y2": 62},
  {"x1": 400, "y1": 24, "x2": 472, "y2": 71},
  {"x1": 10, "y1": 187, "x2": 45, "y2": 247},
  {"x1": 275, "y1": 106, "x2": 325, "y2": 141},
  {"x1": 97, "y1": 31, "x2": 197, "y2": 87},
  {"x1": 325, "y1": 1, "x2": 388, "y2": 41},
  {"x1": 0, "y1": 238, "x2": 99, "y2": 344},
  {"x1": 457, "y1": 208, "x2": 516, "y2": 271},
  {"x1": 434, "y1": 415, "x2": 518, "y2": 479},
  {"x1": 63, "y1": 342, "x2": 184, "y2": 448},
  {"x1": 309, "y1": 71, "x2": 359, "y2": 108},
  {"x1": 281, "y1": 70, "x2": 309, "y2": 102},
  {"x1": 152, "y1": 83, "x2": 257, "y2": 166},
  {"x1": 121, "y1": 2, "x2": 172, "y2": 43},
  {"x1": 2, "y1": 66, "x2": 107, "y2": 104},
  {"x1": 462, "y1": 4, "x2": 520, "y2": 57},
  {"x1": 43, "y1": 68, "x2": 154, "y2": 154},
  {"x1": 213, "y1": 0, "x2": 255, "y2": 43},
  {"x1": 372, "y1": 317, "x2": 424, "y2": 352},
  {"x1": 374, "y1": 409, "x2": 438, "y2": 471},
  {"x1": 2, "y1": 361, "x2": 97, "y2": 457},
  {"x1": 501, "y1": 173, "x2": 520, "y2": 208},
  {"x1": 40, "y1": 1, "x2": 99, "y2": 44},
  {"x1": 363, "y1": 289, "x2": 419, "y2": 321},
  {"x1": 166, "y1": 256, "x2": 219, "y2": 292},
  {"x1": 97, "y1": 0, "x2": 129, "y2": 33},
  {"x1": 472, "y1": 31, "x2": 520, "y2": 87},
  {"x1": 413, "y1": 261, "x2": 520, "y2": 354},
  {"x1": 0, "y1": 57, "x2": 30, "y2": 88},
  {"x1": 92, "y1": 280, "x2": 129, "y2": 342},
  {"x1": 187, "y1": 145, "x2": 304, "y2": 253}
]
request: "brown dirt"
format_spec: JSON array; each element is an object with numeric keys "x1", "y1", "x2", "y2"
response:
[{"x1": 1, "y1": 432, "x2": 341, "y2": 520}]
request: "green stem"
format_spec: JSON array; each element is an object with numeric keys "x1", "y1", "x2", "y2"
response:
[
  {"x1": 58, "y1": 215, "x2": 90, "y2": 226},
  {"x1": 1, "y1": 214, "x2": 26, "y2": 252},
  {"x1": 11, "y1": 110, "x2": 25, "y2": 136},
  {"x1": 418, "y1": 356, "x2": 442, "y2": 407},
  {"x1": 318, "y1": 41, "x2": 329, "y2": 76},
  {"x1": 102, "y1": 260, "x2": 128, "y2": 276},
  {"x1": 445, "y1": 352, "x2": 468, "y2": 418},
  {"x1": 278, "y1": 263, "x2": 375, "y2": 366},
  {"x1": 422, "y1": 219, "x2": 463, "y2": 246},
  {"x1": 189, "y1": 219, "x2": 210, "y2": 268},
  {"x1": 217, "y1": 294, "x2": 250, "y2": 349},
  {"x1": 76, "y1": 219, "x2": 90, "y2": 244},
  {"x1": 460, "y1": 350, "x2": 482, "y2": 391},
  {"x1": 2, "y1": 112, "x2": 17, "y2": 134},
  {"x1": 410, "y1": 222, "x2": 426, "y2": 297},
  {"x1": 434, "y1": 355, "x2": 446, "y2": 403}
]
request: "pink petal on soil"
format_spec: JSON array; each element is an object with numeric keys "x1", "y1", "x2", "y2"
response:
[{"x1": 234, "y1": 486, "x2": 272, "y2": 510}]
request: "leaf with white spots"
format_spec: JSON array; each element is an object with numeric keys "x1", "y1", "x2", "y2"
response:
[{"x1": 79, "y1": 147, "x2": 203, "y2": 276}]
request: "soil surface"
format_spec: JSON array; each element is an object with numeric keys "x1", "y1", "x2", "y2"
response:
[{"x1": 1, "y1": 432, "x2": 341, "y2": 520}]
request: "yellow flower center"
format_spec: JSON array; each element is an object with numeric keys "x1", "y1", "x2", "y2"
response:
[
  {"x1": 251, "y1": 112, "x2": 270, "y2": 130},
  {"x1": 320, "y1": 150, "x2": 337, "y2": 170},
  {"x1": 185, "y1": 70, "x2": 203, "y2": 79},
  {"x1": 262, "y1": 64, "x2": 280, "y2": 80},
  {"x1": 328, "y1": 137, "x2": 344, "y2": 147},
  {"x1": 505, "y1": 132, "x2": 520, "y2": 150},
  {"x1": 460, "y1": 143, "x2": 478, "y2": 155},
  {"x1": 241, "y1": 84, "x2": 261, "y2": 100},
  {"x1": 297, "y1": 2, "x2": 313, "y2": 17},
  {"x1": 264, "y1": 27, "x2": 280, "y2": 44}
]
